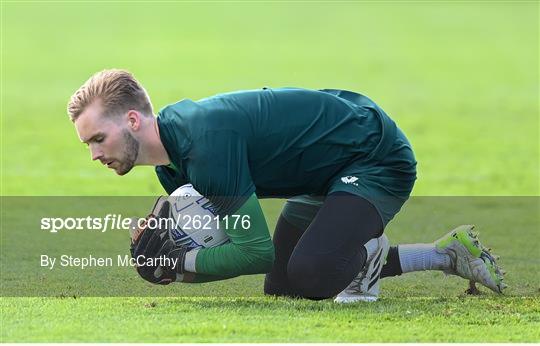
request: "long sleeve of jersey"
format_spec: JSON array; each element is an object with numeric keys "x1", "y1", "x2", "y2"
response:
[{"x1": 193, "y1": 194, "x2": 275, "y2": 277}]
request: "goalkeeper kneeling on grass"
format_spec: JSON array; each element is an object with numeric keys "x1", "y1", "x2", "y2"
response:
[{"x1": 67, "y1": 69, "x2": 506, "y2": 302}]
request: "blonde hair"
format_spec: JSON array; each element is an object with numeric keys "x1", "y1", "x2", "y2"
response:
[{"x1": 67, "y1": 69, "x2": 153, "y2": 121}]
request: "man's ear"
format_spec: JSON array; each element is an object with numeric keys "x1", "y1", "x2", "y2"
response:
[{"x1": 126, "y1": 110, "x2": 141, "y2": 131}]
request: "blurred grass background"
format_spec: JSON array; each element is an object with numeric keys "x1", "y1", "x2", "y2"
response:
[
  {"x1": 1, "y1": 1, "x2": 538, "y2": 196},
  {"x1": 1, "y1": 1, "x2": 539, "y2": 342}
]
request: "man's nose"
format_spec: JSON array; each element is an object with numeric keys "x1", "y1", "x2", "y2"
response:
[{"x1": 90, "y1": 146, "x2": 103, "y2": 161}]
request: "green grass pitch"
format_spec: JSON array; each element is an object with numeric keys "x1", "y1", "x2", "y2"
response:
[{"x1": 1, "y1": 1, "x2": 539, "y2": 342}]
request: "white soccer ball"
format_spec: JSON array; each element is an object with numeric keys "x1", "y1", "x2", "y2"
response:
[{"x1": 167, "y1": 184, "x2": 230, "y2": 249}]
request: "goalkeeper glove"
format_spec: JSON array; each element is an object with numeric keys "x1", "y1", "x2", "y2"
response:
[{"x1": 130, "y1": 197, "x2": 176, "y2": 285}]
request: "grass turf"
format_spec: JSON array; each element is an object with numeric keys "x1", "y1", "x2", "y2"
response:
[
  {"x1": 2, "y1": 296, "x2": 539, "y2": 342},
  {"x1": 1, "y1": 1, "x2": 539, "y2": 343}
]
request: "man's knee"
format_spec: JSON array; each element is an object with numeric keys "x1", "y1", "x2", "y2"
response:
[
  {"x1": 263, "y1": 273, "x2": 298, "y2": 298},
  {"x1": 286, "y1": 254, "x2": 340, "y2": 299}
]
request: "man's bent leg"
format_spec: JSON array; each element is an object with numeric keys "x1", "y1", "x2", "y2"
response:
[
  {"x1": 286, "y1": 192, "x2": 383, "y2": 300},
  {"x1": 264, "y1": 215, "x2": 306, "y2": 297}
]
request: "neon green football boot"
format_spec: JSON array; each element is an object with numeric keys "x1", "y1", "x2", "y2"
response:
[{"x1": 435, "y1": 225, "x2": 506, "y2": 293}]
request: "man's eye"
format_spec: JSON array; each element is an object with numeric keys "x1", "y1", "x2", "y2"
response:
[{"x1": 95, "y1": 137, "x2": 104, "y2": 143}]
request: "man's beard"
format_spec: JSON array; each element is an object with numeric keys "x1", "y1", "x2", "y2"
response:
[{"x1": 116, "y1": 130, "x2": 140, "y2": 175}]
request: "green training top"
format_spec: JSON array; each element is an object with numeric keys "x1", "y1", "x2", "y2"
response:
[
  {"x1": 156, "y1": 88, "x2": 396, "y2": 209},
  {"x1": 155, "y1": 87, "x2": 397, "y2": 278}
]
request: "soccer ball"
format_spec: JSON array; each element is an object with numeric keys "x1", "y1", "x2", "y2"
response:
[{"x1": 167, "y1": 184, "x2": 230, "y2": 249}]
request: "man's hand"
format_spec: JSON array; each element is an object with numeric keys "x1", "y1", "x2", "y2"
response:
[
  {"x1": 156, "y1": 239, "x2": 191, "y2": 275},
  {"x1": 130, "y1": 197, "x2": 176, "y2": 285}
]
